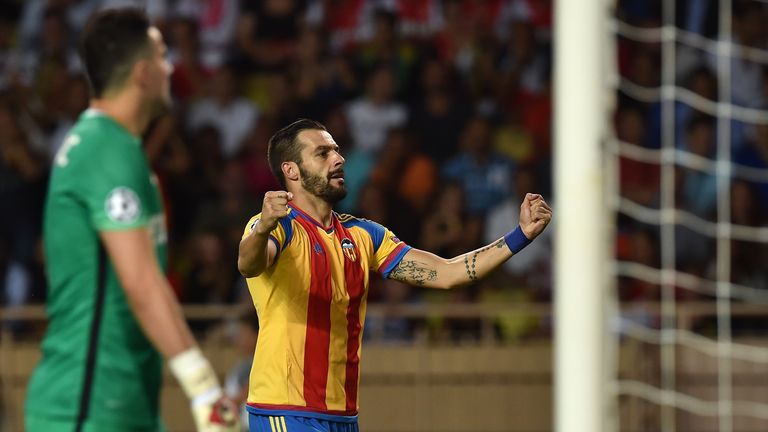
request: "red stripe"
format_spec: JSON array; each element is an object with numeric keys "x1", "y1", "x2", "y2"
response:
[
  {"x1": 247, "y1": 402, "x2": 357, "y2": 416},
  {"x1": 376, "y1": 242, "x2": 408, "y2": 274},
  {"x1": 295, "y1": 216, "x2": 331, "y2": 411},
  {"x1": 334, "y1": 219, "x2": 366, "y2": 412}
]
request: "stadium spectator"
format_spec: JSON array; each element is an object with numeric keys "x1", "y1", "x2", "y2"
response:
[
  {"x1": 408, "y1": 57, "x2": 471, "y2": 163},
  {"x1": 168, "y1": 16, "x2": 211, "y2": 102},
  {"x1": 184, "y1": 231, "x2": 236, "y2": 304},
  {"x1": 187, "y1": 63, "x2": 259, "y2": 159},
  {"x1": 680, "y1": 115, "x2": 717, "y2": 218},
  {"x1": 442, "y1": 115, "x2": 517, "y2": 216},
  {"x1": 368, "y1": 128, "x2": 438, "y2": 216},
  {"x1": 45, "y1": 74, "x2": 89, "y2": 162},
  {"x1": 616, "y1": 104, "x2": 660, "y2": 206},
  {"x1": 0, "y1": 102, "x2": 47, "y2": 310},
  {"x1": 235, "y1": 0, "x2": 306, "y2": 71},
  {"x1": 345, "y1": 65, "x2": 407, "y2": 154},
  {"x1": 730, "y1": 180, "x2": 768, "y2": 291},
  {"x1": 419, "y1": 183, "x2": 482, "y2": 258},
  {"x1": 174, "y1": 0, "x2": 239, "y2": 69},
  {"x1": 484, "y1": 167, "x2": 552, "y2": 297}
]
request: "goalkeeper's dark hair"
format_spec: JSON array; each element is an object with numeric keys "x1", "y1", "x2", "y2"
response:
[
  {"x1": 79, "y1": 8, "x2": 152, "y2": 98},
  {"x1": 267, "y1": 119, "x2": 327, "y2": 189}
]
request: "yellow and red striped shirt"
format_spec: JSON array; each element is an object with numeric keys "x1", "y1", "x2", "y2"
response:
[{"x1": 242, "y1": 204, "x2": 410, "y2": 416}]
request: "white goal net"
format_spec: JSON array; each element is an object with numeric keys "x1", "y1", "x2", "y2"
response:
[{"x1": 605, "y1": 0, "x2": 768, "y2": 431}]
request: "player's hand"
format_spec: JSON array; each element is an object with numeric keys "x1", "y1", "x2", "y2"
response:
[
  {"x1": 169, "y1": 348, "x2": 240, "y2": 432},
  {"x1": 192, "y1": 396, "x2": 240, "y2": 432},
  {"x1": 257, "y1": 191, "x2": 293, "y2": 234},
  {"x1": 519, "y1": 193, "x2": 552, "y2": 240}
]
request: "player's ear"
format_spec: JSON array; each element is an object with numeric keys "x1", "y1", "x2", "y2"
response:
[
  {"x1": 283, "y1": 161, "x2": 299, "y2": 183},
  {"x1": 131, "y1": 58, "x2": 151, "y2": 89}
]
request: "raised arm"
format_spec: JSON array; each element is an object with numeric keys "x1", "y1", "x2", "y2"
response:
[
  {"x1": 238, "y1": 191, "x2": 292, "y2": 277},
  {"x1": 389, "y1": 194, "x2": 552, "y2": 289}
]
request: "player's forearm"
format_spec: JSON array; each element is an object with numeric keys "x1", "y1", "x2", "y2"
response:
[
  {"x1": 389, "y1": 239, "x2": 513, "y2": 289},
  {"x1": 444, "y1": 238, "x2": 513, "y2": 288},
  {"x1": 237, "y1": 228, "x2": 270, "y2": 277},
  {"x1": 124, "y1": 273, "x2": 196, "y2": 358}
]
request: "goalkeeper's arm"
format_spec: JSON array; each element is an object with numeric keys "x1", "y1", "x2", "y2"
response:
[{"x1": 100, "y1": 228, "x2": 238, "y2": 431}]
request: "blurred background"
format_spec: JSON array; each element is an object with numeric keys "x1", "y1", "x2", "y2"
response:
[{"x1": 0, "y1": 0, "x2": 767, "y2": 431}]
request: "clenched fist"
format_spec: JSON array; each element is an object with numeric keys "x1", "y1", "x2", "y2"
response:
[
  {"x1": 519, "y1": 193, "x2": 552, "y2": 240},
  {"x1": 255, "y1": 191, "x2": 293, "y2": 235}
]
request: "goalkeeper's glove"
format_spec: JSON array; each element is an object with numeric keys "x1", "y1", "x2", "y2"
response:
[{"x1": 170, "y1": 347, "x2": 240, "y2": 432}]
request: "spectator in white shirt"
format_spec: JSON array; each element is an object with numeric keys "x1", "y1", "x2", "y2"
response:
[
  {"x1": 345, "y1": 66, "x2": 407, "y2": 154},
  {"x1": 174, "y1": 0, "x2": 239, "y2": 69},
  {"x1": 188, "y1": 64, "x2": 258, "y2": 159}
]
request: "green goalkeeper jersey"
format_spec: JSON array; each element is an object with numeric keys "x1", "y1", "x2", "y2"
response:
[{"x1": 26, "y1": 109, "x2": 167, "y2": 430}]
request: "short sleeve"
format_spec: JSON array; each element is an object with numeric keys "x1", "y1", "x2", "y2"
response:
[
  {"x1": 84, "y1": 140, "x2": 150, "y2": 231},
  {"x1": 345, "y1": 218, "x2": 411, "y2": 278},
  {"x1": 374, "y1": 227, "x2": 411, "y2": 278},
  {"x1": 242, "y1": 213, "x2": 289, "y2": 257}
]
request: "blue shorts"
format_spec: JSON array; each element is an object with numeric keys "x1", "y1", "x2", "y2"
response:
[{"x1": 247, "y1": 406, "x2": 358, "y2": 432}]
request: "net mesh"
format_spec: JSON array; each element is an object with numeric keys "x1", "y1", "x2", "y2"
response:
[{"x1": 607, "y1": 1, "x2": 768, "y2": 431}]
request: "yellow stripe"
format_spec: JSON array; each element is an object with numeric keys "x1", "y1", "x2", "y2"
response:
[
  {"x1": 269, "y1": 416, "x2": 277, "y2": 432},
  {"x1": 322, "y1": 234, "x2": 351, "y2": 410},
  {"x1": 247, "y1": 230, "x2": 310, "y2": 406},
  {"x1": 281, "y1": 416, "x2": 288, "y2": 432}
]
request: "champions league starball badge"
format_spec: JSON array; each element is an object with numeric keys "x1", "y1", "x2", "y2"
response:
[{"x1": 105, "y1": 187, "x2": 141, "y2": 223}]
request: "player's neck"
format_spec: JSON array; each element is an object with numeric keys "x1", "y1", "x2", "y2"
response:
[
  {"x1": 290, "y1": 194, "x2": 334, "y2": 228},
  {"x1": 90, "y1": 89, "x2": 152, "y2": 138}
]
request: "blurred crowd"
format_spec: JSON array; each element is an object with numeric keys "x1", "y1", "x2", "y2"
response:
[
  {"x1": 2, "y1": 0, "x2": 767, "y2": 342},
  {"x1": 0, "y1": 0, "x2": 555, "y2": 343}
]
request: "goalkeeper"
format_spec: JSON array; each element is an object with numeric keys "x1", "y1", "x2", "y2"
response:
[{"x1": 25, "y1": 9, "x2": 237, "y2": 432}]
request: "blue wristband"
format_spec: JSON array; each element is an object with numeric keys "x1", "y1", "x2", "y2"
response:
[{"x1": 504, "y1": 226, "x2": 532, "y2": 254}]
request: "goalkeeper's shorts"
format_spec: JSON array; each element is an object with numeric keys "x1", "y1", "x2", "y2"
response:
[{"x1": 247, "y1": 406, "x2": 359, "y2": 432}]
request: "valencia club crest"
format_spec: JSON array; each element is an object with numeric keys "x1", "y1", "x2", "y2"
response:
[{"x1": 341, "y1": 238, "x2": 357, "y2": 262}]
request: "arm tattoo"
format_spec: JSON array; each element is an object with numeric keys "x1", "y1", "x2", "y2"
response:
[
  {"x1": 389, "y1": 260, "x2": 438, "y2": 286},
  {"x1": 464, "y1": 254, "x2": 477, "y2": 281},
  {"x1": 464, "y1": 239, "x2": 505, "y2": 282},
  {"x1": 489, "y1": 238, "x2": 506, "y2": 250}
]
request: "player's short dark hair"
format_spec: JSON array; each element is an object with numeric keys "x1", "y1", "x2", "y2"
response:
[
  {"x1": 79, "y1": 8, "x2": 152, "y2": 98},
  {"x1": 267, "y1": 119, "x2": 327, "y2": 189}
]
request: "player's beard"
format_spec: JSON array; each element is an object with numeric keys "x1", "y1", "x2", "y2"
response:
[{"x1": 299, "y1": 165, "x2": 347, "y2": 204}]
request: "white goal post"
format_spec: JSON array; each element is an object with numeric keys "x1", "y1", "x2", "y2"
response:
[{"x1": 554, "y1": 0, "x2": 614, "y2": 432}]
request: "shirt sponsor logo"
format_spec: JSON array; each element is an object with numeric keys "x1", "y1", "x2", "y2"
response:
[{"x1": 105, "y1": 187, "x2": 141, "y2": 223}]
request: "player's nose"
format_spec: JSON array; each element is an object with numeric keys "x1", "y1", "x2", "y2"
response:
[{"x1": 332, "y1": 151, "x2": 345, "y2": 166}]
